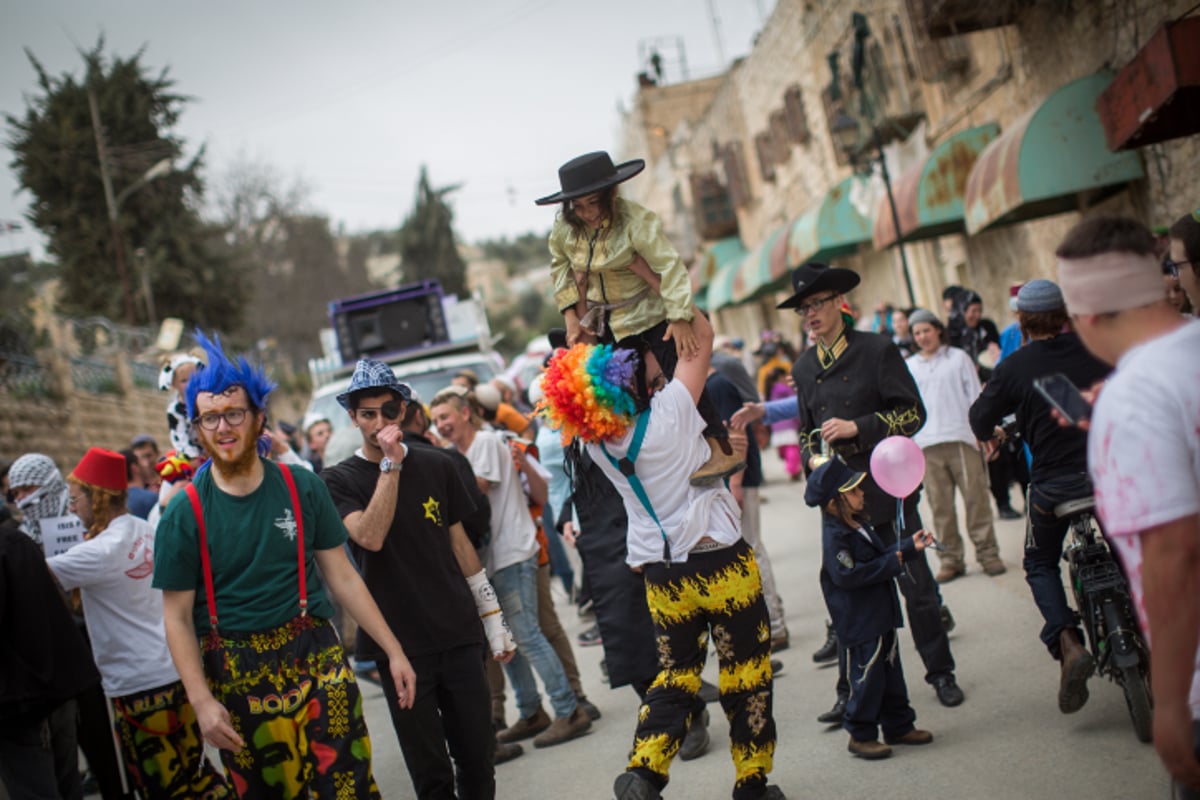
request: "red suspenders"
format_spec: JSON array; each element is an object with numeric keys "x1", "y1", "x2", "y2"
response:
[{"x1": 184, "y1": 463, "x2": 308, "y2": 643}]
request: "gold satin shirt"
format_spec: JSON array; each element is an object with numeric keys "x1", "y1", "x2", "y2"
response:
[{"x1": 549, "y1": 197, "x2": 694, "y2": 342}]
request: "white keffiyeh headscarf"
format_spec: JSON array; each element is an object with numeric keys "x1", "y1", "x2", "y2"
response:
[{"x1": 8, "y1": 453, "x2": 71, "y2": 545}]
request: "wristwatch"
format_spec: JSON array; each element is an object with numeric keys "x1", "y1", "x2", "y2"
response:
[{"x1": 379, "y1": 456, "x2": 401, "y2": 474}]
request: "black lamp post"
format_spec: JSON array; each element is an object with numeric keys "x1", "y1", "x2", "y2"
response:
[{"x1": 828, "y1": 27, "x2": 917, "y2": 308}]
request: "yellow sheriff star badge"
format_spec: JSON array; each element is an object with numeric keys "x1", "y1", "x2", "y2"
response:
[{"x1": 422, "y1": 496, "x2": 442, "y2": 526}]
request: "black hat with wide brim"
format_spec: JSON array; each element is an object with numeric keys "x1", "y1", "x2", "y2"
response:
[
  {"x1": 535, "y1": 151, "x2": 646, "y2": 206},
  {"x1": 776, "y1": 262, "x2": 861, "y2": 309}
]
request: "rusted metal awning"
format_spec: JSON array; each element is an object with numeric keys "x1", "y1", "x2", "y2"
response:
[
  {"x1": 1098, "y1": 17, "x2": 1200, "y2": 151},
  {"x1": 964, "y1": 73, "x2": 1144, "y2": 235},
  {"x1": 693, "y1": 236, "x2": 746, "y2": 311},
  {"x1": 785, "y1": 176, "x2": 874, "y2": 270},
  {"x1": 873, "y1": 123, "x2": 1000, "y2": 248}
]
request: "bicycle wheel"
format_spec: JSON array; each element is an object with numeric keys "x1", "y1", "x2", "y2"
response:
[{"x1": 1120, "y1": 664, "x2": 1153, "y2": 743}]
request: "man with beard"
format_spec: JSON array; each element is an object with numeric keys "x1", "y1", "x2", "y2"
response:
[
  {"x1": 154, "y1": 333, "x2": 416, "y2": 799},
  {"x1": 322, "y1": 360, "x2": 517, "y2": 798}
]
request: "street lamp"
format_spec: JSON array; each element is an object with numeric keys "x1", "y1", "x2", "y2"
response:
[
  {"x1": 828, "y1": 23, "x2": 918, "y2": 308},
  {"x1": 88, "y1": 87, "x2": 172, "y2": 326}
]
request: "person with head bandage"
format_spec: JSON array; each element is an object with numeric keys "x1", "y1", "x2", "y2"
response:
[{"x1": 1056, "y1": 214, "x2": 1200, "y2": 796}]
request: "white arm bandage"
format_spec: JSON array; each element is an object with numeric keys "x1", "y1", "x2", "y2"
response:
[{"x1": 467, "y1": 569, "x2": 516, "y2": 656}]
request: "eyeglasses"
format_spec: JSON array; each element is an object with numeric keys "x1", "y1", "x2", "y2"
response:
[
  {"x1": 792, "y1": 294, "x2": 839, "y2": 316},
  {"x1": 1163, "y1": 257, "x2": 1193, "y2": 277},
  {"x1": 68, "y1": 493, "x2": 87, "y2": 508},
  {"x1": 195, "y1": 408, "x2": 250, "y2": 431}
]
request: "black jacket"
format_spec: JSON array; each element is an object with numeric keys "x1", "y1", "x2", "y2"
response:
[
  {"x1": 792, "y1": 328, "x2": 926, "y2": 523},
  {"x1": 821, "y1": 515, "x2": 917, "y2": 648},
  {"x1": 968, "y1": 332, "x2": 1110, "y2": 482}
]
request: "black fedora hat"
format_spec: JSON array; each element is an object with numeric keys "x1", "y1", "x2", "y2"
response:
[
  {"x1": 535, "y1": 151, "x2": 646, "y2": 206},
  {"x1": 777, "y1": 262, "x2": 861, "y2": 309}
]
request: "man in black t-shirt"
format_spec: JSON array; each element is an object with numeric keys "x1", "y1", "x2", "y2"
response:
[
  {"x1": 322, "y1": 359, "x2": 517, "y2": 799},
  {"x1": 969, "y1": 280, "x2": 1111, "y2": 715}
]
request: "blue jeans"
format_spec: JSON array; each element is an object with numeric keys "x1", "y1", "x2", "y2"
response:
[
  {"x1": 491, "y1": 556, "x2": 577, "y2": 719},
  {"x1": 1024, "y1": 472, "x2": 1091, "y2": 659}
]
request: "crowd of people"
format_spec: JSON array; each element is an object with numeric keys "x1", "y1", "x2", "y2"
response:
[{"x1": 1, "y1": 147, "x2": 1197, "y2": 800}]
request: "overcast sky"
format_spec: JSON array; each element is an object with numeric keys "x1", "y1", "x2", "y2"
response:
[{"x1": 1, "y1": 0, "x2": 774, "y2": 260}]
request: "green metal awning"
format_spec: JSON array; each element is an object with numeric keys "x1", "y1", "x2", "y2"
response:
[
  {"x1": 732, "y1": 226, "x2": 789, "y2": 304},
  {"x1": 694, "y1": 236, "x2": 746, "y2": 311},
  {"x1": 964, "y1": 72, "x2": 1145, "y2": 235},
  {"x1": 874, "y1": 123, "x2": 1000, "y2": 248},
  {"x1": 786, "y1": 176, "x2": 875, "y2": 271},
  {"x1": 705, "y1": 258, "x2": 743, "y2": 311}
]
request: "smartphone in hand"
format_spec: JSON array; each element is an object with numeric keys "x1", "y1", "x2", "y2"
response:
[{"x1": 1033, "y1": 373, "x2": 1092, "y2": 425}]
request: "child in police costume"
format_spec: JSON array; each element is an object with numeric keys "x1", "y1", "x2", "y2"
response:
[{"x1": 805, "y1": 457, "x2": 935, "y2": 760}]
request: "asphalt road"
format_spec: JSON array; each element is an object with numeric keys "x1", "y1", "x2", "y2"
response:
[{"x1": 360, "y1": 457, "x2": 1169, "y2": 800}]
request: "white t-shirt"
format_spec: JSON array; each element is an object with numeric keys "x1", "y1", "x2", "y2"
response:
[
  {"x1": 906, "y1": 346, "x2": 982, "y2": 450},
  {"x1": 466, "y1": 430, "x2": 538, "y2": 574},
  {"x1": 1088, "y1": 320, "x2": 1200, "y2": 717},
  {"x1": 47, "y1": 514, "x2": 179, "y2": 698},
  {"x1": 590, "y1": 380, "x2": 742, "y2": 567}
]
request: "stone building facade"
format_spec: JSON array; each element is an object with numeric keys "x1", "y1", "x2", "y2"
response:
[{"x1": 618, "y1": 0, "x2": 1198, "y2": 348}]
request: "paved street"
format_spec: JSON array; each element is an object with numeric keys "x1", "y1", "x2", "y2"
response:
[{"x1": 362, "y1": 458, "x2": 1167, "y2": 799}]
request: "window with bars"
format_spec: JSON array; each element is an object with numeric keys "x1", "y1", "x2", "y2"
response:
[{"x1": 783, "y1": 85, "x2": 811, "y2": 144}]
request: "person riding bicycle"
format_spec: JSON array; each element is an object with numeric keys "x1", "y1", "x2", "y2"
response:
[{"x1": 968, "y1": 279, "x2": 1111, "y2": 714}]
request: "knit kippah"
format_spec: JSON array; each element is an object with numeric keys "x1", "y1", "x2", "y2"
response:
[{"x1": 1016, "y1": 279, "x2": 1064, "y2": 313}]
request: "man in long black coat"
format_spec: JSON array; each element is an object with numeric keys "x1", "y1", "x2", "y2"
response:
[{"x1": 780, "y1": 262, "x2": 964, "y2": 713}]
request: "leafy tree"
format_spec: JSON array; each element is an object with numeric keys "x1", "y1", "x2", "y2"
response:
[
  {"x1": 396, "y1": 166, "x2": 467, "y2": 298},
  {"x1": 478, "y1": 231, "x2": 552, "y2": 276},
  {"x1": 4, "y1": 39, "x2": 246, "y2": 330}
]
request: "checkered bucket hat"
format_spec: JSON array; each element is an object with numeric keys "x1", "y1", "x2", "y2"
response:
[{"x1": 336, "y1": 359, "x2": 412, "y2": 410}]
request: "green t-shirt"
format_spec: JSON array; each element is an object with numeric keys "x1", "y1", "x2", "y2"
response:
[{"x1": 153, "y1": 460, "x2": 346, "y2": 634}]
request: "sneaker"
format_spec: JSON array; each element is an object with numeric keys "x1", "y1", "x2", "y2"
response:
[
  {"x1": 532, "y1": 706, "x2": 592, "y2": 748},
  {"x1": 997, "y1": 505, "x2": 1023, "y2": 520},
  {"x1": 812, "y1": 621, "x2": 838, "y2": 663},
  {"x1": 884, "y1": 728, "x2": 934, "y2": 745},
  {"x1": 769, "y1": 658, "x2": 784, "y2": 676},
  {"x1": 770, "y1": 629, "x2": 790, "y2": 653},
  {"x1": 577, "y1": 695, "x2": 602, "y2": 721},
  {"x1": 577, "y1": 624, "x2": 603, "y2": 647},
  {"x1": 679, "y1": 708, "x2": 710, "y2": 761},
  {"x1": 761, "y1": 787, "x2": 787, "y2": 799},
  {"x1": 494, "y1": 740, "x2": 524, "y2": 764},
  {"x1": 939, "y1": 605, "x2": 956, "y2": 634},
  {"x1": 982, "y1": 559, "x2": 1007, "y2": 576},
  {"x1": 614, "y1": 772, "x2": 662, "y2": 800},
  {"x1": 848, "y1": 737, "x2": 892, "y2": 759},
  {"x1": 935, "y1": 564, "x2": 965, "y2": 583},
  {"x1": 497, "y1": 706, "x2": 551, "y2": 743}
]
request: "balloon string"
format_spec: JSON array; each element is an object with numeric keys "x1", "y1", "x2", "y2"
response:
[{"x1": 895, "y1": 497, "x2": 905, "y2": 535}]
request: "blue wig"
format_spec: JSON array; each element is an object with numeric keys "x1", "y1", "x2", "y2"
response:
[{"x1": 185, "y1": 330, "x2": 277, "y2": 420}]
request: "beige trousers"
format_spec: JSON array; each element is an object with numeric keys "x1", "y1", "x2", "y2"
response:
[
  {"x1": 741, "y1": 487, "x2": 787, "y2": 637},
  {"x1": 922, "y1": 441, "x2": 1001, "y2": 570}
]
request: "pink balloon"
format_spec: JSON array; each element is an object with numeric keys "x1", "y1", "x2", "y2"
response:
[{"x1": 870, "y1": 436, "x2": 926, "y2": 498}]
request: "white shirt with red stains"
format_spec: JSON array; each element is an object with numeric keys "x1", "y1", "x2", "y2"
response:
[
  {"x1": 48, "y1": 513, "x2": 179, "y2": 697},
  {"x1": 1089, "y1": 319, "x2": 1200, "y2": 718}
]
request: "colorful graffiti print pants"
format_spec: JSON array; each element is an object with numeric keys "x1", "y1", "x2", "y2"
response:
[
  {"x1": 628, "y1": 540, "x2": 776, "y2": 800},
  {"x1": 113, "y1": 680, "x2": 231, "y2": 799},
  {"x1": 202, "y1": 616, "x2": 381, "y2": 800}
]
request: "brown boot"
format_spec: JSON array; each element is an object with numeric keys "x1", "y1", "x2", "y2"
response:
[
  {"x1": 847, "y1": 738, "x2": 892, "y2": 759},
  {"x1": 532, "y1": 705, "x2": 592, "y2": 748},
  {"x1": 497, "y1": 706, "x2": 551, "y2": 743},
  {"x1": 935, "y1": 564, "x2": 965, "y2": 583},
  {"x1": 689, "y1": 436, "x2": 746, "y2": 487},
  {"x1": 1058, "y1": 628, "x2": 1095, "y2": 714}
]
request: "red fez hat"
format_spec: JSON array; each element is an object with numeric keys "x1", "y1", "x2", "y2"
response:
[{"x1": 70, "y1": 448, "x2": 127, "y2": 492}]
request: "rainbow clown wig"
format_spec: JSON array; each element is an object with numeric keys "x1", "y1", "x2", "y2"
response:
[
  {"x1": 538, "y1": 343, "x2": 641, "y2": 444},
  {"x1": 185, "y1": 330, "x2": 277, "y2": 420}
]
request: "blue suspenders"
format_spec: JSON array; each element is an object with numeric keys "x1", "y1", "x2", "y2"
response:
[{"x1": 601, "y1": 410, "x2": 672, "y2": 565}]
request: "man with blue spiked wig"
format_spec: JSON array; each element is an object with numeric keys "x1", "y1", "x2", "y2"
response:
[{"x1": 153, "y1": 331, "x2": 416, "y2": 799}]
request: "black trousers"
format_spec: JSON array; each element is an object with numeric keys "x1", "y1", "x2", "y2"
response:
[
  {"x1": 836, "y1": 493, "x2": 954, "y2": 695},
  {"x1": 610, "y1": 319, "x2": 726, "y2": 440},
  {"x1": 0, "y1": 699, "x2": 82, "y2": 800},
  {"x1": 378, "y1": 644, "x2": 496, "y2": 800},
  {"x1": 843, "y1": 631, "x2": 916, "y2": 743}
]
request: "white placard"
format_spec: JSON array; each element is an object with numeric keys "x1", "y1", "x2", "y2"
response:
[{"x1": 40, "y1": 515, "x2": 86, "y2": 558}]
